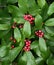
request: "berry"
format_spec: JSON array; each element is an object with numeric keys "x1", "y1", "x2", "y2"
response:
[
  {"x1": 39, "y1": 30, "x2": 42, "y2": 33},
  {"x1": 10, "y1": 36, "x2": 13, "y2": 40},
  {"x1": 11, "y1": 25, "x2": 16, "y2": 29},
  {"x1": 23, "y1": 46, "x2": 27, "y2": 51},
  {"x1": 26, "y1": 48, "x2": 30, "y2": 51},
  {"x1": 26, "y1": 43, "x2": 30, "y2": 47},
  {"x1": 13, "y1": 39, "x2": 16, "y2": 43},
  {"x1": 35, "y1": 30, "x2": 44, "y2": 37},
  {"x1": 29, "y1": 21, "x2": 34, "y2": 24},
  {"x1": 30, "y1": 17, "x2": 35, "y2": 21},
  {"x1": 28, "y1": 40, "x2": 31, "y2": 44},
  {"x1": 27, "y1": 14, "x2": 32, "y2": 18},
  {"x1": 11, "y1": 45, "x2": 14, "y2": 49},
  {"x1": 11, "y1": 22, "x2": 17, "y2": 29},
  {"x1": 23, "y1": 46, "x2": 30, "y2": 51},
  {"x1": 25, "y1": 41, "x2": 29, "y2": 45},
  {"x1": 18, "y1": 24, "x2": 23, "y2": 28}
]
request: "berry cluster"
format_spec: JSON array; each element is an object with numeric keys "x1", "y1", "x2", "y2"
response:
[
  {"x1": 12, "y1": 22, "x2": 23, "y2": 29},
  {"x1": 23, "y1": 39, "x2": 31, "y2": 51},
  {"x1": 35, "y1": 30, "x2": 44, "y2": 37},
  {"x1": 23, "y1": 14, "x2": 35, "y2": 24},
  {"x1": 10, "y1": 36, "x2": 16, "y2": 49}
]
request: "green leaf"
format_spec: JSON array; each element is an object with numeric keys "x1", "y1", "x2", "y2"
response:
[
  {"x1": 18, "y1": 51, "x2": 37, "y2": 65},
  {"x1": 18, "y1": 0, "x2": 28, "y2": 13},
  {"x1": 41, "y1": 3, "x2": 48, "y2": 20},
  {"x1": 26, "y1": 51, "x2": 37, "y2": 65},
  {"x1": 45, "y1": 18, "x2": 54, "y2": 26},
  {"x1": 7, "y1": 0, "x2": 18, "y2": 3},
  {"x1": 0, "y1": 46, "x2": 8, "y2": 57},
  {"x1": 34, "y1": 47, "x2": 42, "y2": 57},
  {"x1": 47, "y1": 2, "x2": 54, "y2": 16},
  {"x1": 0, "y1": 18, "x2": 11, "y2": 24},
  {"x1": 18, "y1": 52, "x2": 27, "y2": 65},
  {"x1": 39, "y1": 38, "x2": 50, "y2": 59},
  {"x1": 0, "y1": 0, "x2": 7, "y2": 6},
  {"x1": 13, "y1": 18, "x2": 25, "y2": 24},
  {"x1": 8, "y1": 5, "x2": 24, "y2": 17},
  {"x1": 47, "y1": 41, "x2": 54, "y2": 46},
  {"x1": 7, "y1": 42, "x2": 24, "y2": 62},
  {"x1": 47, "y1": 55, "x2": 54, "y2": 65},
  {"x1": 44, "y1": 33, "x2": 54, "y2": 41},
  {"x1": 45, "y1": 26, "x2": 54, "y2": 35},
  {"x1": 14, "y1": 28, "x2": 21, "y2": 42},
  {"x1": 23, "y1": 22, "x2": 31, "y2": 38},
  {"x1": 37, "y1": 0, "x2": 46, "y2": 8},
  {"x1": 8, "y1": 47, "x2": 22, "y2": 62},
  {"x1": 31, "y1": 41, "x2": 42, "y2": 57},
  {"x1": 31, "y1": 41, "x2": 38, "y2": 49},
  {"x1": 0, "y1": 9, "x2": 10, "y2": 17},
  {"x1": 1, "y1": 42, "x2": 24, "y2": 62},
  {"x1": 0, "y1": 24, "x2": 10, "y2": 30},
  {"x1": 0, "y1": 30, "x2": 9, "y2": 38},
  {"x1": 39, "y1": 38, "x2": 47, "y2": 52},
  {"x1": 35, "y1": 14, "x2": 43, "y2": 29},
  {"x1": 28, "y1": 0, "x2": 40, "y2": 16},
  {"x1": 1, "y1": 60, "x2": 11, "y2": 65},
  {"x1": 36, "y1": 57, "x2": 44, "y2": 65}
]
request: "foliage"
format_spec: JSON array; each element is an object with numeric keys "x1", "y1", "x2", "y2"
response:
[{"x1": 0, "y1": 0, "x2": 54, "y2": 65}]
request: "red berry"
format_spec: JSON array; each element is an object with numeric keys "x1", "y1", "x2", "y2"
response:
[
  {"x1": 28, "y1": 40, "x2": 31, "y2": 44},
  {"x1": 39, "y1": 30, "x2": 42, "y2": 33},
  {"x1": 38, "y1": 35, "x2": 42, "y2": 37},
  {"x1": 25, "y1": 40, "x2": 31, "y2": 44},
  {"x1": 19, "y1": 24, "x2": 23, "y2": 28},
  {"x1": 35, "y1": 32, "x2": 38, "y2": 36},
  {"x1": 10, "y1": 36, "x2": 13, "y2": 40},
  {"x1": 28, "y1": 46, "x2": 30, "y2": 49},
  {"x1": 41, "y1": 32, "x2": 44, "y2": 35},
  {"x1": 32, "y1": 18, "x2": 35, "y2": 20},
  {"x1": 26, "y1": 41, "x2": 29, "y2": 44},
  {"x1": 23, "y1": 46, "x2": 27, "y2": 51},
  {"x1": 26, "y1": 43, "x2": 30, "y2": 47},
  {"x1": 30, "y1": 21, "x2": 34, "y2": 24},
  {"x1": 28, "y1": 15, "x2": 32, "y2": 18},
  {"x1": 11, "y1": 22, "x2": 17, "y2": 29},
  {"x1": 13, "y1": 39, "x2": 16, "y2": 43},
  {"x1": 26, "y1": 46, "x2": 30, "y2": 51},
  {"x1": 19, "y1": 25, "x2": 22, "y2": 28},
  {"x1": 30, "y1": 17, "x2": 35, "y2": 21},
  {"x1": 12, "y1": 25, "x2": 16, "y2": 29},
  {"x1": 26, "y1": 48, "x2": 30, "y2": 51},
  {"x1": 23, "y1": 15, "x2": 28, "y2": 20},
  {"x1": 29, "y1": 19, "x2": 32, "y2": 22},
  {"x1": 11, "y1": 45, "x2": 14, "y2": 49},
  {"x1": 23, "y1": 46, "x2": 30, "y2": 51}
]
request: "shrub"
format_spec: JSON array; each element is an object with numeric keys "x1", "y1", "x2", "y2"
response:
[{"x1": 0, "y1": 0, "x2": 54, "y2": 65}]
